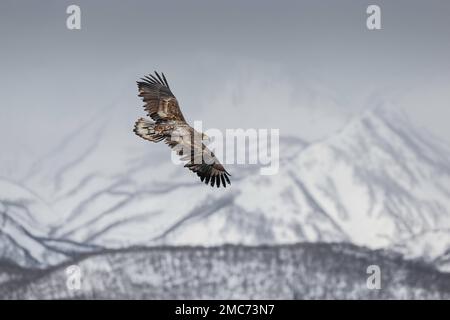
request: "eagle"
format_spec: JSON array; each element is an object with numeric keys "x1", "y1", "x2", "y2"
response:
[{"x1": 133, "y1": 71, "x2": 231, "y2": 188}]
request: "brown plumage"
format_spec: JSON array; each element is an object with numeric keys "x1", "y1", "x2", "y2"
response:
[{"x1": 133, "y1": 71, "x2": 231, "y2": 188}]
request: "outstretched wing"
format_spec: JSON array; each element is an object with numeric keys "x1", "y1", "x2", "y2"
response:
[
  {"x1": 165, "y1": 131, "x2": 231, "y2": 188},
  {"x1": 137, "y1": 71, "x2": 186, "y2": 123}
]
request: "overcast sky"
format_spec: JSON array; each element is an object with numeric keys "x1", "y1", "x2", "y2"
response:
[{"x1": 1, "y1": 0, "x2": 450, "y2": 163}]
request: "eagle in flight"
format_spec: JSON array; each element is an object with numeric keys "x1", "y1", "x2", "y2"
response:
[{"x1": 133, "y1": 71, "x2": 231, "y2": 188}]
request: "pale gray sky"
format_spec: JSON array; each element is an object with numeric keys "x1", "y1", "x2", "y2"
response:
[{"x1": 1, "y1": 0, "x2": 450, "y2": 162}]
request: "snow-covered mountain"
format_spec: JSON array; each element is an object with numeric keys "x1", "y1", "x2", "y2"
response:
[
  {"x1": 1, "y1": 104, "x2": 450, "y2": 270},
  {"x1": 152, "y1": 106, "x2": 450, "y2": 253},
  {"x1": 4, "y1": 244, "x2": 450, "y2": 299}
]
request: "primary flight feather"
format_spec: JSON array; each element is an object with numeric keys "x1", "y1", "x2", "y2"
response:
[{"x1": 133, "y1": 71, "x2": 231, "y2": 188}]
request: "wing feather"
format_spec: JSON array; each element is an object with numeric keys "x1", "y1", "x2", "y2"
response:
[
  {"x1": 163, "y1": 128, "x2": 231, "y2": 188},
  {"x1": 137, "y1": 71, "x2": 186, "y2": 123}
]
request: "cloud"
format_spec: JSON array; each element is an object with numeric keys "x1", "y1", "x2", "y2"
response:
[{"x1": 196, "y1": 61, "x2": 351, "y2": 142}]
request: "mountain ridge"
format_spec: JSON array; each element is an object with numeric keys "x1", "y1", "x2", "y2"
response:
[{"x1": 1, "y1": 105, "x2": 450, "y2": 271}]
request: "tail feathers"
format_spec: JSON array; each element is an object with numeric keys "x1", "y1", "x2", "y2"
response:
[{"x1": 133, "y1": 118, "x2": 164, "y2": 142}]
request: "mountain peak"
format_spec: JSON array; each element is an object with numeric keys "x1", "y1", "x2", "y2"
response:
[
  {"x1": 323, "y1": 104, "x2": 450, "y2": 171},
  {"x1": 2, "y1": 102, "x2": 450, "y2": 270}
]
